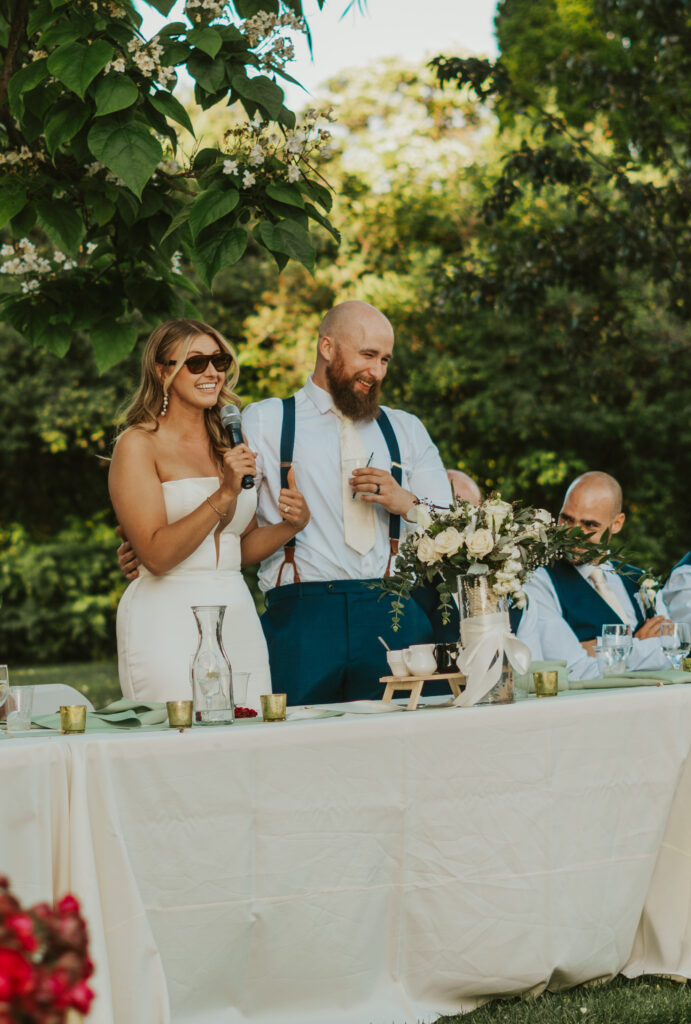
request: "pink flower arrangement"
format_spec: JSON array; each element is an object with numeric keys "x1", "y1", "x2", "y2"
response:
[{"x1": 0, "y1": 877, "x2": 94, "y2": 1022}]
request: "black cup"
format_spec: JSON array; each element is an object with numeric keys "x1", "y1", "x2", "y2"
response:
[{"x1": 434, "y1": 642, "x2": 460, "y2": 673}]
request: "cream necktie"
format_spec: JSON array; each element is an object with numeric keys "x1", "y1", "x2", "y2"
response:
[
  {"x1": 589, "y1": 566, "x2": 629, "y2": 624},
  {"x1": 334, "y1": 409, "x2": 376, "y2": 555}
]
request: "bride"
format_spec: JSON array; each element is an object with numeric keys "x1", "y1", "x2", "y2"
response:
[{"x1": 109, "y1": 318, "x2": 309, "y2": 709}]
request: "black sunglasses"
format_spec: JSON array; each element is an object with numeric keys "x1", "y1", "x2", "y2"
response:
[{"x1": 159, "y1": 352, "x2": 233, "y2": 375}]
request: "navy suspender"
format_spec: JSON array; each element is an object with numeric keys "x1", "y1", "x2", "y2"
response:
[
  {"x1": 276, "y1": 399, "x2": 403, "y2": 584},
  {"x1": 375, "y1": 408, "x2": 403, "y2": 575},
  {"x1": 276, "y1": 397, "x2": 300, "y2": 585}
]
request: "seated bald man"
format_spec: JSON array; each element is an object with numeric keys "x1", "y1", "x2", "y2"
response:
[
  {"x1": 446, "y1": 469, "x2": 481, "y2": 507},
  {"x1": 662, "y1": 553, "x2": 691, "y2": 625},
  {"x1": 517, "y1": 471, "x2": 669, "y2": 681}
]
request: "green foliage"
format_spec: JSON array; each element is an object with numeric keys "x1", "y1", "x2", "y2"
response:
[
  {"x1": 0, "y1": 513, "x2": 125, "y2": 663},
  {"x1": 0, "y1": 0, "x2": 335, "y2": 363}
]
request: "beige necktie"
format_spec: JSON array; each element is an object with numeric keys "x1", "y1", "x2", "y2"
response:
[
  {"x1": 589, "y1": 566, "x2": 629, "y2": 624},
  {"x1": 334, "y1": 409, "x2": 376, "y2": 555}
]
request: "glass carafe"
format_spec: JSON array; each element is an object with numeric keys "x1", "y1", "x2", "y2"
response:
[{"x1": 191, "y1": 605, "x2": 234, "y2": 724}]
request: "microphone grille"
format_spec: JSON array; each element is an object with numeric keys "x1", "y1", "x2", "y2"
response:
[{"x1": 220, "y1": 404, "x2": 241, "y2": 428}]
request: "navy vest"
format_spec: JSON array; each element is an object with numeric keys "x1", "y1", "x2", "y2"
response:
[{"x1": 546, "y1": 560, "x2": 646, "y2": 642}]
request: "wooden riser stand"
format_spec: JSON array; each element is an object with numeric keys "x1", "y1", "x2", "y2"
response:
[{"x1": 379, "y1": 673, "x2": 466, "y2": 711}]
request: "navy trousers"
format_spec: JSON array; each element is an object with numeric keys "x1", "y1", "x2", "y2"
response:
[{"x1": 261, "y1": 579, "x2": 455, "y2": 705}]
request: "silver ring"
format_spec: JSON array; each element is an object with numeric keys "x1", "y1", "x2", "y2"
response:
[{"x1": 375, "y1": 483, "x2": 381, "y2": 495}]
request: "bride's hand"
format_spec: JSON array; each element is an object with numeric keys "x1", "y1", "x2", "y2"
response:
[
  {"x1": 220, "y1": 444, "x2": 257, "y2": 499},
  {"x1": 278, "y1": 466, "x2": 310, "y2": 531}
]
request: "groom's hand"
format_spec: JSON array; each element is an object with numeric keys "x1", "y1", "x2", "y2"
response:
[
  {"x1": 116, "y1": 525, "x2": 140, "y2": 581},
  {"x1": 351, "y1": 467, "x2": 417, "y2": 517}
]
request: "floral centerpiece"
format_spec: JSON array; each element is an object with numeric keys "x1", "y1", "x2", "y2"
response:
[
  {"x1": 379, "y1": 495, "x2": 612, "y2": 705},
  {"x1": 0, "y1": 876, "x2": 95, "y2": 1022}
]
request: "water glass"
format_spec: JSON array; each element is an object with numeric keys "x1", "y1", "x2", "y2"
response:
[
  {"x1": 660, "y1": 622, "x2": 691, "y2": 670},
  {"x1": 231, "y1": 672, "x2": 250, "y2": 707},
  {"x1": 6, "y1": 685, "x2": 34, "y2": 733},
  {"x1": 0, "y1": 666, "x2": 9, "y2": 713},
  {"x1": 599, "y1": 623, "x2": 632, "y2": 674}
]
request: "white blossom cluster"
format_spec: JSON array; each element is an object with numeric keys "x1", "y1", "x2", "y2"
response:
[
  {"x1": 104, "y1": 38, "x2": 176, "y2": 87},
  {"x1": 221, "y1": 108, "x2": 334, "y2": 189},
  {"x1": 0, "y1": 239, "x2": 77, "y2": 294},
  {"x1": 185, "y1": 0, "x2": 226, "y2": 25},
  {"x1": 241, "y1": 11, "x2": 305, "y2": 72},
  {"x1": 408, "y1": 498, "x2": 556, "y2": 609},
  {"x1": 83, "y1": 160, "x2": 127, "y2": 187},
  {"x1": 0, "y1": 146, "x2": 45, "y2": 167}
]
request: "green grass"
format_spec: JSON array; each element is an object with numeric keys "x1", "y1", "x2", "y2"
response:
[
  {"x1": 7, "y1": 664, "x2": 691, "y2": 1021},
  {"x1": 11, "y1": 660, "x2": 121, "y2": 710},
  {"x1": 439, "y1": 976, "x2": 691, "y2": 1023}
]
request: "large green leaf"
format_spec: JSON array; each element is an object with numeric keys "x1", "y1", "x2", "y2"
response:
[
  {"x1": 0, "y1": 184, "x2": 27, "y2": 229},
  {"x1": 231, "y1": 73, "x2": 284, "y2": 120},
  {"x1": 235, "y1": 0, "x2": 278, "y2": 14},
  {"x1": 87, "y1": 118, "x2": 163, "y2": 198},
  {"x1": 44, "y1": 98, "x2": 90, "y2": 155},
  {"x1": 38, "y1": 23, "x2": 80, "y2": 48},
  {"x1": 8, "y1": 62, "x2": 49, "y2": 119},
  {"x1": 93, "y1": 75, "x2": 139, "y2": 117},
  {"x1": 189, "y1": 188, "x2": 239, "y2": 241},
  {"x1": 90, "y1": 321, "x2": 139, "y2": 373},
  {"x1": 141, "y1": 0, "x2": 176, "y2": 13},
  {"x1": 32, "y1": 319, "x2": 73, "y2": 357},
  {"x1": 192, "y1": 227, "x2": 248, "y2": 286},
  {"x1": 266, "y1": 182, "x2": 305, "y2": 209},
  {"x1": 188, "y1": 54, "x2": 227, "y2": 94},
  {"x1": 149, "y1": 90, "x2": 195, "y2": 135},
  {"x1": 188, "y1": 27, "x2": 222, "y2": 59},
  {"x1": 37, "y1": 200, "x2": 86, "y2": 255},
  {"x1": 47, "y1": 40, "x2": 114, "y2": 99},
  {"x1": 256, "y1": 219, "x2": 315, "y2": 269}
]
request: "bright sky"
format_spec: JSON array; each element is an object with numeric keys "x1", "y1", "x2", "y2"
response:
[{"x1": 137, "y1": 0, "x2": 499, "y2": 108}]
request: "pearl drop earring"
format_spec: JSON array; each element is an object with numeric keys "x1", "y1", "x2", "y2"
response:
[{"x1": 161, "y1": 392, "x2": 169, "y2": 417}]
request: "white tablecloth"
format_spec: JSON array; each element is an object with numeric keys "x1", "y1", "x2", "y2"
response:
[{"x1": 3, "y1": 687, "x2": 691, "y2": 1024}]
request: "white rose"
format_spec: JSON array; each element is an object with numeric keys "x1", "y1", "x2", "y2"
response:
[
  {"x1": 434, "y1": 527, "x2": 464, "y2": 557},
  {"x1": 483, "y1": 499, "x2": 512, "y2": 530},
  {"x1": 466, "y1": 528, "x2": 494, "y2": 558},
  {"x1": 511, "y1": 589, "x2": 527, "y2": 609},
  {"x1": 533, "y1": 508, "x2": 553, "y2": 525},
  {"x1": 408, "y1": 503, "x2": 432, "y2": 531},
  {"x1": 503, "y1": 559, "x2": 522, "y2": 574},
  {"x1": 416, "y1": 534, "x2": 438, "y2": 565}
]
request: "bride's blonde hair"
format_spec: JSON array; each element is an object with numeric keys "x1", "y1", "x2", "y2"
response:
[{"x1": 120, "y1": 319, "x2": 241, "y2": 468}]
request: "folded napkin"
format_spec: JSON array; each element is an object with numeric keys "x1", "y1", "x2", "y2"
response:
[
  {"x1": 33, "y1": 698, "x2": 169, "y2": 732},
  {"x1": 569, "y1": 669, "x2": 691, "y2": 690}
]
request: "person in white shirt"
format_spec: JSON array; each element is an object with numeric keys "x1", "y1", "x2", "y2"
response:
[
  {"x1": 446, "y1": 469, "x2": 481, "y2": 507},
  {"x1": 517, "y1": 471, "x2": 669, "y2": 681},
  {"x1": 116, "y1": 302, "x2": 453, "y2": 704},
  {"x1": 242, "y1": 300, "x2": 455, "y2": 704},
  {"x1": 662, "y1": 554, "x2": 691, "y2": 625}
]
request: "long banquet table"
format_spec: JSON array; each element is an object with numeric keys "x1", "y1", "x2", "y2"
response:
[{"x1": 4, "y1": 685, "x2": 691, "y2": 1024}]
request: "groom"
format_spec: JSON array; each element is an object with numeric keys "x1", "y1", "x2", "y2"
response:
[
  {"x1": 242, "y1": 300, "x2": 456, "y2": 704},
  {"x1": 119, "y1": 301, "x2": 455, "y2": 703}
]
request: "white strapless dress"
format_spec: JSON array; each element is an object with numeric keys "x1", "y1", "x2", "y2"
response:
[{"x1": 116, "y1": 478, "x2": 271, "y2": 709}]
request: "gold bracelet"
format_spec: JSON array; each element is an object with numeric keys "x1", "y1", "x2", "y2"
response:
[{"x1": 206, "y1": 495, "x2": 230, "y2": 519}]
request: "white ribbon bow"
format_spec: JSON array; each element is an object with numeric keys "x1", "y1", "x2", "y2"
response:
[{"x1": 454, "y1": 610, "x2": 532, "y2": 707}]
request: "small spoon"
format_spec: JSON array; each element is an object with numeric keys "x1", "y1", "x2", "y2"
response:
[{"x1": 378, "y1": 636, "x2": 390, "y2": 651}]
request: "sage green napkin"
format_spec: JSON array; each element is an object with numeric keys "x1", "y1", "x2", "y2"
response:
[
  {"x1": 33, "y1": 698, "x2": 169, "y2": 732},
  {"x1": 569, "y1": 669, "x2": 691, "y2": 690}
]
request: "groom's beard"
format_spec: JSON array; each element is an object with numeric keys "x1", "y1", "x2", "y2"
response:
[{"x1": 326, "y1": 351, "x2": 381, "y2": 422}]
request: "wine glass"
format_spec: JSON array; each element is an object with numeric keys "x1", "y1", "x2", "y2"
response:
[
  {"x1": 0, "y1": 666, "x2": 9, "y2": 714},
  {"x1": 660, "y1": 622, "x2": 691, "y2": 670}
]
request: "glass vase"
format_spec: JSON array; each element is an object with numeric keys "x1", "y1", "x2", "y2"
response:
[
  {"x1": 457, "y1": 576, "x2": 514, "y2": 705},
  {"x1": 191, "y1": 605, "x2": 234, "y2": 724}
]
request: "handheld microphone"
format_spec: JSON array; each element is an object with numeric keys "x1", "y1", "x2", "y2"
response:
[{"x1": 220, "y1": 404, "x2": 254, "y2": 490}]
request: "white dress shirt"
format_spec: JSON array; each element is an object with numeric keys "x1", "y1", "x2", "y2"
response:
[
  {"x1": 662, "y1": 564, "x2": 691, "y2": 626},
  {"x1": 242, "y1": 376, "x2": 451, "y2": 592},
  {"x1": 518, "y1": 562, "x2": 668, "y2": 681}
]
